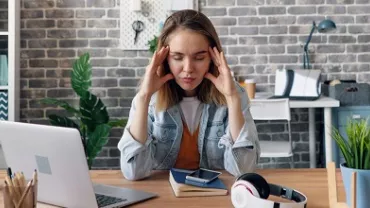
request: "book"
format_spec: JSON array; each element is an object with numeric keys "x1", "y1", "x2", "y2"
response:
[
  {"x1": 169, "y1": 168, "x2": 228, "y2": 197},
  {"x1": 0, "y1": 54, "x2": 8, "y2": 86}
]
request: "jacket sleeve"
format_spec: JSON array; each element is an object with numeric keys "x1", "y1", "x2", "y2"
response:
[
  {"x1": 117, "y1": 95, "x2": 156, "y2": 181},
  {"x1": 219, "y1": 83, "x2": 261, "y2": 177}
]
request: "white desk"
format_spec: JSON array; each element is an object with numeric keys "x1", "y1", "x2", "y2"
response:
[{"x1": 253, "y1": 93, "x2": 340, "y2": 168}]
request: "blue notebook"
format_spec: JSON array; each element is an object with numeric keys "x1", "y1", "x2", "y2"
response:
[{"x1": 169, "y1": 168, "x2": 228, "y2": 197}]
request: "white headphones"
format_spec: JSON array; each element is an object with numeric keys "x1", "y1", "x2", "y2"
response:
[{"x1": 231, "y1": 173, "x2": 307, "y2": 208}]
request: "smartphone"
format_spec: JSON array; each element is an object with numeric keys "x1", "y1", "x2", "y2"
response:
[{"x1": 185, "y1": 168, "x2": 222, "y2": 183}]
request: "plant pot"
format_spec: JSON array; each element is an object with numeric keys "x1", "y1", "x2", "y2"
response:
[{"x1": 340, "y1": 163, "x2": 370, "y2": 208}]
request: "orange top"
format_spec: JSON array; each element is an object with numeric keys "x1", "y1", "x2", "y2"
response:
[{"x1": 174, "y1": 122, "x2": 200, "y2": 170}]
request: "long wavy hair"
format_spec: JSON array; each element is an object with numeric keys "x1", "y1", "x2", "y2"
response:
[{"x1": 154, "y1": 10, "x2": 226, "y2": 111}]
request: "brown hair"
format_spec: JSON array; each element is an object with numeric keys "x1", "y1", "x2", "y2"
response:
[{"x1": 155, "y1": 10, "x2": 226, "y2": 111}]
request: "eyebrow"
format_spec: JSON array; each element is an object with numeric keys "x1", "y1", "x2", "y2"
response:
[{"x1": 170, "y1": 50, "x2": 208, "y2": 56}]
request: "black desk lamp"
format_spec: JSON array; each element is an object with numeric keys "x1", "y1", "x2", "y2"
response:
[{"x1": 303, "y1": 20, "x2": 336, "y2": 69}]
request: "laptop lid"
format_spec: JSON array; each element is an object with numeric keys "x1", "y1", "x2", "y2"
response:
[
  {"x1": 0, "y1": 121, "x2": 99, "y2": 207},
  {"x1": 273, "y1": 69, "x2": 321, "y2": 100}
]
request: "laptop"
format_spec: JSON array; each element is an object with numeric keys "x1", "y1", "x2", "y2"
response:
[
  {"x1": 269, "y1": 69, "x2": 322, "y2": 101},
  {"x1": 0, "y1": 121, "x2": 157, "y2": 208}
]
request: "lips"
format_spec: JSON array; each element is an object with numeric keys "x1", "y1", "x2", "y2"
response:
[{"x1": 182, "y1": 77, "x2": 195, "y2": 83}]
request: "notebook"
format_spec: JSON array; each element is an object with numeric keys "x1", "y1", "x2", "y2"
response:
[{"x1": 169, "y1": 168, "x2": 228, "y2": 197}]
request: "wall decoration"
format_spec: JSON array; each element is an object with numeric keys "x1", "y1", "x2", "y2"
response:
[{"x1": 120, "y1": 0, "x2": 198, "y2": 50}]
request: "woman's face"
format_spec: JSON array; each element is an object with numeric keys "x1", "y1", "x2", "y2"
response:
[{"x1": 166, "y1": 28, "x2": 211, "y2": 97}]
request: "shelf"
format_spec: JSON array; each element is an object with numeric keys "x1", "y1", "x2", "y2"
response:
[{"x1": 2, "y1": 0, "x2": 20, "y2": 122}]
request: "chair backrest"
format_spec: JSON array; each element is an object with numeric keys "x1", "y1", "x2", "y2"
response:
[{"x1": 249, "y1": 99, "x2": 291, "y2": 121}]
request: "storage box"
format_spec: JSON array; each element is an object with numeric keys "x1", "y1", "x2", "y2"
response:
[
  {"x1": 0, "y1": 90, "x2": 8, "y2": 120},
  {"x1": 322, "y1": 82, "x2": 370, "y2": 106}
]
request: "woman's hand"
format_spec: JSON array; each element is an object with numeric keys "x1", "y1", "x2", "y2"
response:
[
  {"x1": 205, "y1": 47, "x2": 238, "y2": 98},
  {"x1": 206, "y1": 47, "x2": 244, "y2": 142},
  {"x1": 138, "y1": 46, "x2": 174, "y2": 100}
]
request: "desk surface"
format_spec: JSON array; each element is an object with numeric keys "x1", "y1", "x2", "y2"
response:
[
  {"x1": 0, "y1": 168, "x2": 345, "y2": 208},
  {"x1": 254, "y1": 93, "x2": 340, "y2": 108}
]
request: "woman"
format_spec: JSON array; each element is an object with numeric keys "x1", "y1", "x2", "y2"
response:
[{"x1": 118, "y1": 10, "x2": 260, "y2": 180}]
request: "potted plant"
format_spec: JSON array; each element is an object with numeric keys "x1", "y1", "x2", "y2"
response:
[
  {"x1": 40, "y1": 53, "x2": 126, "y2": 169},
  {"x1": 332, "y1": 118, "x2": 370, "y2": 208}
]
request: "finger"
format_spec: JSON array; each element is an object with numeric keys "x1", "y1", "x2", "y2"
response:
[
  {"x1": 149, "y1": 47, "x2": 167, "y2": 74},
  {"x1": 213, "y1": 47, "x2": 221, "y2": 61},
  {"x1": 152, "y1": 47, "x2": 164, "y2": 64},
  {"x1": 219, "y1": 51, "x2": 229, "y2": 73},
  {"x1": 160, "y1": 73, "x2": 174, "y2": 84},
  {"x1": 209, "y1": 47, "x2": 220, "y2": 67},
  {"x1": 156, "y1": 65, "x2": 162, "y2": 76},
  {"x1": 220, "y1": 51, "x2": 228, "y2": 66},
  {"x1": 156, "y1": 46, "x2": 169, "y2": 65},
  {"x1": 204, "y1": 73, "x2": 217, "y2": 84},
  {"x1": 148, "y1": 50, "x2": 160, "y2": 74},
  {"x1": 210, "y1": 47, "x2": 221, "y2": 67},
  {"x1": 149, "y1": 50, "x2": 158, "y2": 66}
]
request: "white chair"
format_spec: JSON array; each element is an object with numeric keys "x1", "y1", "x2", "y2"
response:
[{"x1": 249, "y1": 99, "x2": 294, "y2": 168}]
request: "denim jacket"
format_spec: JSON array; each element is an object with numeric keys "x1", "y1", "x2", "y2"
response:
[{"x1": 117, "y1": 82, "x2": 260, "y2": 180}]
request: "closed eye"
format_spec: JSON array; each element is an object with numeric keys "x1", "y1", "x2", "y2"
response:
[
  {"x1": 172, "y1": 55, "x2": 183, "y2": 61},
  {"x1": 195, "y1": 56, "x2": 205, "y2": 61}
]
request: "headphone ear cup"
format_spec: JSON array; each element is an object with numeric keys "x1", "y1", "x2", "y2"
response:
[
  {"x1": 232, "y1": 180, "x2": 260, "y2": 197},
  {"x1": 236, "y1": 173, "x2": 270, "y2": 199},
  {"x1": 231, "y1": 180, "x2": 260, "y2": 208}
]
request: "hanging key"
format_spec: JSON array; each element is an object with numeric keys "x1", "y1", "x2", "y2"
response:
[{"x1": 132, "y1": 20, "x2": 144, "y2": 45}]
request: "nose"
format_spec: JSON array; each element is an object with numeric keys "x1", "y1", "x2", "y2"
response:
[{"x1": 183, "y1": 59, "x2": 194, "y2": 74}]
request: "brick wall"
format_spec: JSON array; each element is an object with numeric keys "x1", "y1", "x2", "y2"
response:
[{"x1": 19, "y1": 0, "x2": 370, "y2": 169}]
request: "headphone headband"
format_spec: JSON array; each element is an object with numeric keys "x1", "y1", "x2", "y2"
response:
[{"x1": 269, "y1": 184, "x2": 307, "y2": 207}]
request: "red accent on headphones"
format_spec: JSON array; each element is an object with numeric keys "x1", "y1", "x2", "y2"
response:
[{"x1": 234, "y1": 183, "x2": 254, "y2": 196}]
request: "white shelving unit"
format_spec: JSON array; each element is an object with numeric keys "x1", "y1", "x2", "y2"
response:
[
  {"x1": 0, "y1": 0, "x2": 19, "y2": 121},
  {"x1": 7, "y1": 0, "x2": 20, "y2": 122},
  {"x1": 0, "y1": 0, "x2": 20, "y2": 169}
]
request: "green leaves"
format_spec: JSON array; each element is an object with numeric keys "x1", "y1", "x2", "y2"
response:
[
  {"x1": 147, "y1": 35, "x2": 158, "y2": 54},
  {"x1": 39, "y1": 53, "x2": 127, "y2": 170},
  {"x1": 48, "y1": 115, "x2": 80, "y2": 130},
  {"x1": 365, "y1": 141, "x2": 370, "y2": 169},
  {"x1": 80, "y1": 91, "x2": 109, "y2": 132},
  {"x1": 40, "y1": 98, "x2": 81, "y2": 116},
  {"x1": 86, "y1": 124, "x2": 111, "y2": 168},
  {"x1": 71, "y1": 53, "x2": 92, "y2": 98},
  {"x1": 332, "y1": 118, "x2": 370, "y2": 170}
]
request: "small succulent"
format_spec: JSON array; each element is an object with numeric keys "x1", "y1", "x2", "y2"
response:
[{"x1": 147, "y1": 35, "x2": 158, "y2": 54}]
